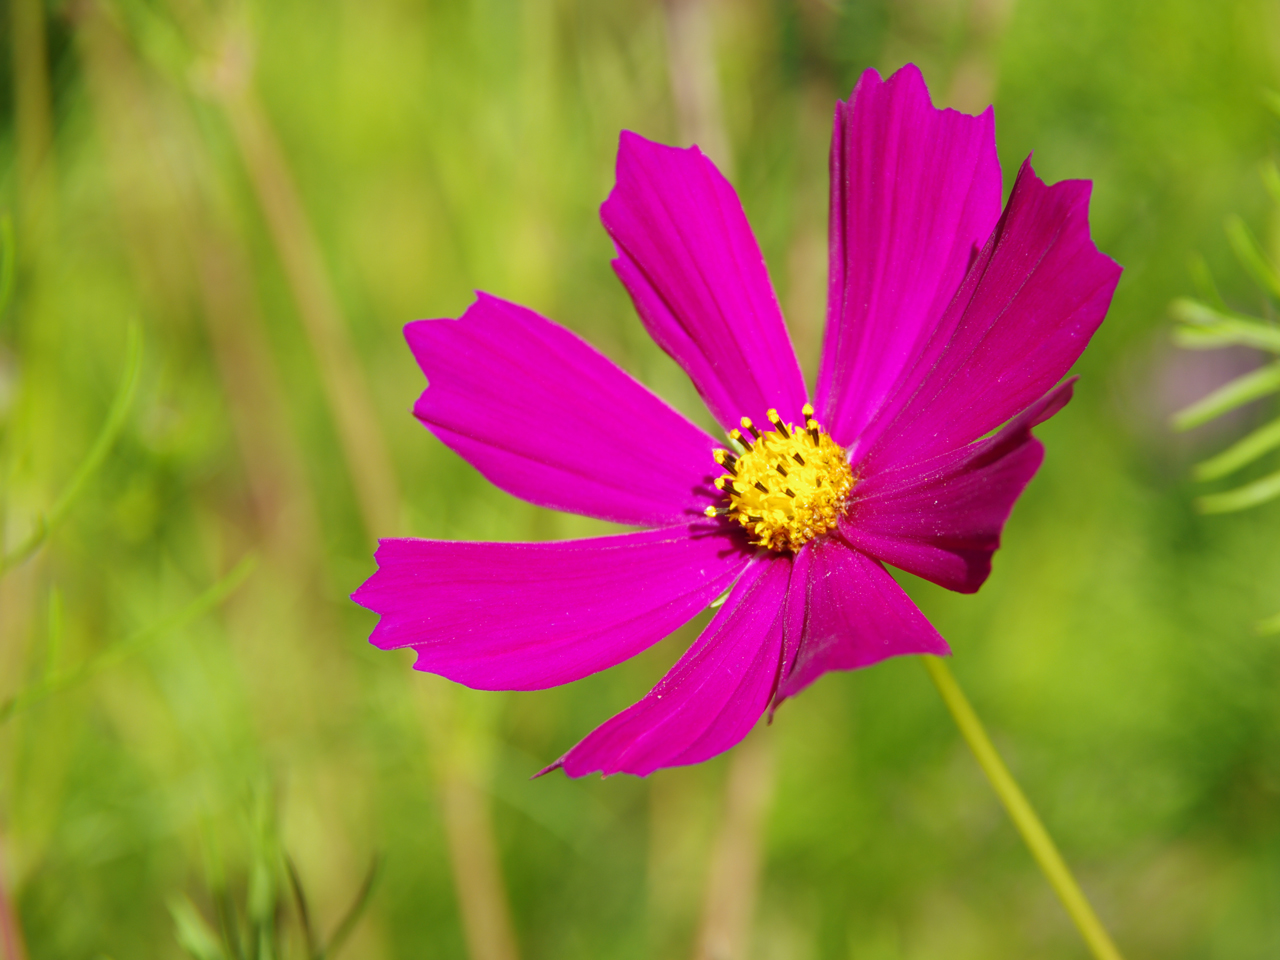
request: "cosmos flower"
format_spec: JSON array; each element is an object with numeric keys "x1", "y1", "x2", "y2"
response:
[{"x1": 353, "y1": 64, "x2": 1120, "y2": 778}]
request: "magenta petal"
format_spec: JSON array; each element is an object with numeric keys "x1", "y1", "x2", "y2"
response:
[
  {"x1": 843, "y1": 380, "x2": 1073, "y2": 594},
  {"x1": 858, "y1": 159, "x2": 1122, "y2": 469},
  {"x1": 817, "y1": 64, "x2": 1003, "y2": 449},
  {"x1": 551, "y1": 553, "x2": 794, "y2": 778},
  {"x1": 353, "y1": 524, "x2": 750, "y2": 691},
  {"x1": 602, "y1": 132, "x2": 809, "y2": 433},
  {"x1": 407, "y1": 294, "x2": 721, "y2": 527},
  {"x1": 776, "y1": 539, "x2": 950, "y2": 703}
]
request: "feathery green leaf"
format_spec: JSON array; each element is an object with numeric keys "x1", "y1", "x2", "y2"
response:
[{"x1": 1197, "y1": 467, "x2": 1280, "y2": 513}]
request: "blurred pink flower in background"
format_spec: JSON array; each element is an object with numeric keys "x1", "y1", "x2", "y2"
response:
[{"x1": 353, "y1": 64, "x2": 1121, "y2": 777}]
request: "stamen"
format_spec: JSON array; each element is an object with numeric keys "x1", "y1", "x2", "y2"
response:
[
  {"x1": 767, "y1": 408, "x2": 791, "y2": 438},
  {"x1": 707, "y1": 404, "x2": 855, "y2": 553}
]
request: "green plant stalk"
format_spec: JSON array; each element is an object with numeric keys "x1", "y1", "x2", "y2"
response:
[
  {"x1": 1225, "y1": 215, "x2": 1280, "y2": 302},
  {"x1": 1194, "y1": 417, "x2": 1280, "y2": 480},
  {"x1": 1170, "y1": 360, "x2": 1280, "y2": 432},
  {"x1": 0, "y1": 553, "x2": 256, "y2": 725},
  {"x1": 1169, "y1": 298, "x2": 1280, "y2": 352},
  {"x1": 921, "y1": 656, "x2": 1124, "y2": 960},
  {"x1": 1196, "y1": 466, "x2": 1280, "y2": 514},
  {"x1": 0, "y1": 321, "x2": 141, "y2": 573}
]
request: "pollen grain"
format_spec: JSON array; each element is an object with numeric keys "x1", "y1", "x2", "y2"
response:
[{"x1": 704, "y1": 404, "x2": 854, "y2": 553}]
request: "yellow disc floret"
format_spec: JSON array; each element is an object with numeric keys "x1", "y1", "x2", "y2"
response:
[{"x1": 704, "y1": 404, "x2": 855, "y2": 553}]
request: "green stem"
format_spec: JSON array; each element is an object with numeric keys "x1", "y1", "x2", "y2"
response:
[
  {"x1": 0, "y1": 321, "x2": 141, "y2": 574},
  {"x1": 921, "y1": 656, "x2": 1124, "y2": 960},
  {"x1": 0, "y1": 553, "x2": 257, "y2": 726}
]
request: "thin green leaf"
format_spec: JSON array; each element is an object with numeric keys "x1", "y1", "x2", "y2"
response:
[
  {"x1": 1196, "y1": 467, "x2": 1280, "y2": 513},
  {"x1": 322, "y1": 855, "x2": 380, "y2": 960},
  {"x1": 1172, "y1": 326, "x2": 1246, "y2": 350},
  {"x1": 1266, "y1": 88, "x2": 1280, "y2": 121},
  {"x1": 0, "y1": 321, "x2": 142, "y2": 573},
  {"x1": 1254, "y1": 608, "x2": 1280, "y2": 634},
  {"x1": 0, "y1": 215, "x2": 14, "y2": 319},
  {"x1": 1225, "y1": 215, "x2": 1280, "y2": 301},
  {"x1": 1171, "y1": 361, "x2": 1280, "y2": 432},
  {"x1": 169, "y1": 896, "x2": 229, "y2": 960},
  {"x1": 286, "y1": 857, "x2": 321, "y2": 960},
  {"x1": 1262, "y1": 160, "x2": 1280, "y2": 207},
  {"x1": 45, "y1": 587, "x2": 64, "y2": 680},
  {"x1": 0, "y1": 553, "x2": 257, "y2": 725},
  {"x1": 1170, "y1": 298, "x2": 1280, "y2": 352},
  {"x1": 215, "y1": 885, "x2": 246, "y2": 960},
  {"x1": 1188, "y1": 254, "x2": 1227, "y2": 310},
  {"x1": 1194, "y1": 417, "x2": 1280, "y2": 479}
]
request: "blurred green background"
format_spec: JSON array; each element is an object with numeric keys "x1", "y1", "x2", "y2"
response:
[{"x1": 2, "y1": 0, "x2": 1280, "y2": 957}]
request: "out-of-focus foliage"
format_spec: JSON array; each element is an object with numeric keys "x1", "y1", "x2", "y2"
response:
[
  {"x1": 1, "y1": 1, "x2": 1280, "y2": 958},
  {"x1": 1171, "y1": 156, "x2": 1280, "y2": 631}
]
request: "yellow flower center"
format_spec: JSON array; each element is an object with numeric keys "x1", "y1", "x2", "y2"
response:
[{"x1": 705, "y1": 403, "x2": 855, "y2": 553}]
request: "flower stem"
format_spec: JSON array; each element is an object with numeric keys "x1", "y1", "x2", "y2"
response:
[{"x1": 920, "y1": 656, "x2": 1124, "y2": 960}]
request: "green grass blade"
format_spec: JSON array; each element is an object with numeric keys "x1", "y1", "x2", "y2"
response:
[
  {"x1": 0, "y1": 215, "x2": 14, "y2": 320},
  {"x1": 169, "y1": 896, "x2": 229, "y2": 960},
  {"x1": 321, "y1": 855, "x2": 380, "y2": 960},
  {"x1": 1264, "y1": 88, "x2": 1280, "y2": 121},
  {"x1": 1188, "y1": 254, "x2": 1227, "y2": 310},
  {"x1": 1262, "y1": 160, "x2": 1280, "y2": 207},
  {"x1": 1170, "y1": 298, "x2": 1280, "y2": 352},
  {"x1": 44, "y1": 587, "x2": 64, "y2": 680},
  {"x1": 1194, "y1": 417, "x2": 1280, "y2": 479},
  {"x1": 1196, "y1": 467, "x2": 1280, "y2": 513},
  {"x1": 1225, "y1": 215, "x2": 1280, "y2": 301},
  {"x1": 1171, "y1": 361, "x2": 1280, "y2": 431},
  {"x1": 1173, "y1": 327, "x2": 1249, "y2": 349},
  {"x1": 0, "y1": 553, "x2": 257, "y2": 725},
  {"x1": 285, "y1": 857, "x2": 321, "y2": 960},
  {"x1": 1255, "y1": 608, "x2": 1280, "y2": 634},
  {"x1": 0, "y1": 321, "x2": 142, "y2": 573}
]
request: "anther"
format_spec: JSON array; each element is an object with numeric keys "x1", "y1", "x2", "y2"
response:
[
  {"x1": 766, "y1": 408, "x2": 792, "y2": 438},
  {"x1": 708, "y1": 403, "x2": 855, "y2": 553},
  {"x1": 802, "y1": 403, "x2": 815, "y2": 419},
  {"x1": 714, "y1": 451, "x2": 738, "y2": 476}
]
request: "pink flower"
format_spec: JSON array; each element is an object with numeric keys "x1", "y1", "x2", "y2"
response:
[{"x1": 353, "y1": 64, "x2": 1120, "y2": 777}]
